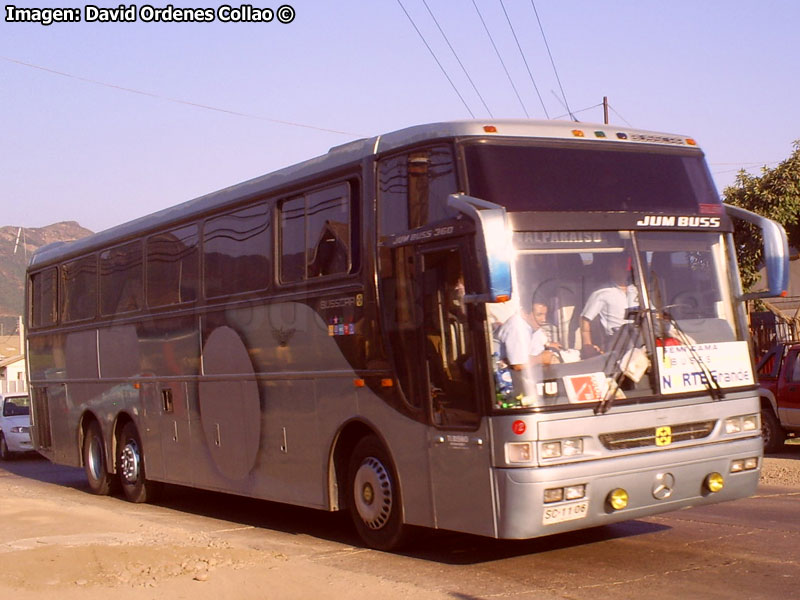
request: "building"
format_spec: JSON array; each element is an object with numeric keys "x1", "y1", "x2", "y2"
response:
[{"x1": 0, "y1": 317, "x2": 26, "y2": 394}]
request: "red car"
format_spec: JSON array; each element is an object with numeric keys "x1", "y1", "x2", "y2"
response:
[{"x1": 757, "y1": 343, "x2": 800, "y2": 452}]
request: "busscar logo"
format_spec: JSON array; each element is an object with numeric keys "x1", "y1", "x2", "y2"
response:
[{"x1": 636, "y1": 215, "x2": 721, "y2": 228}]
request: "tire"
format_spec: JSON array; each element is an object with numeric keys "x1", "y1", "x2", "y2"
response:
[
  {"x1": 0, "y1": 434, "x2": 12, "y2": 461},
  {"x1": 83, "y1": 421, "x2": 116, "y2": 495},
  {"x1": 346, "y1": 435, "x2": 411, "y2": 551},
  {"x1": 117, "y1": 422, "x2": 161, "y2": 503},
  {"x1": 761, "y1": 406, "x2": 786, "y2": 454}
]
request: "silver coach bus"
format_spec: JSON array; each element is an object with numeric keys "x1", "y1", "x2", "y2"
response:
[{"x1": 25, "y1": 120, "x2": 788, "y2": 550}]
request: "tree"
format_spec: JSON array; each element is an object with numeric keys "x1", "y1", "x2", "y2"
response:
[{"x1": 724, "y1": 141, "x2": 800, "y2": 291}]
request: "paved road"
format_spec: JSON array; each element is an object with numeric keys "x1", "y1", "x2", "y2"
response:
[{"x1": 1, "y1": 446, "x2": 798, "y2": 599}]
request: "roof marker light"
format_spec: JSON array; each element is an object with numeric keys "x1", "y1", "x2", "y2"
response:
[
  {"x1": 594, "y1": 131, "x2": 606, "y2": 138},
  {"x1": 483, "y1": 125, "x2": 498, "y2": 133},
  {"x1": 686, "y1": 138, "x2": 697, "y2": 146},
  {"x1": 572, "y1": 129, "x2": 585, "y2": 137},
  {"x1": 616, "y1": 132, "x2": 628, "y2": 140}
]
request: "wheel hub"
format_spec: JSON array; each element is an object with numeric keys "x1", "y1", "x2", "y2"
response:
[
  {"x1": 87, "y1": 437, "x2": 104, "y2": 480},
  {"x1": 120, "y1": 440, "x2": 140, "y2": 484},
  {"x1": 353, "y1": 457, "x2": 392, "y2": 530}
]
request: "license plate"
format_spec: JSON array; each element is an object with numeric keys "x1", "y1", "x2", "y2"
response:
[{"x1": 543, "y1": 501, "x2": 589, "y2": 525}]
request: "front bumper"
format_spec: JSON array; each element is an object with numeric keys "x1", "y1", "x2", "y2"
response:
[{"x1": 494, "y1": 436, "x2": 762, "y2": 539}]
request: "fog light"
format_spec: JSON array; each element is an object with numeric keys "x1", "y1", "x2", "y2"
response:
[
  {"x1": 705, "y1": 472, "x2": 724, "y2": 493},
  {"x1": 544, "y1": 488, "x2": 564, "y2": 503},
  {"x1": 565, "y1": 484, "x2": 586, "y2": 501},
  {"x1": 607, "y1": 488, "x2": 628, "y2": 510}
]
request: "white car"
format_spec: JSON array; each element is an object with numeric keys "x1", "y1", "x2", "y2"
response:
[{"x1": 0, "y1": 393, "x2": 33, "y2": 460}]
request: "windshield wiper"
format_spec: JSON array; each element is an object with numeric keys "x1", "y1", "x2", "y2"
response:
[
  {"x1": 595, "y1": 308, "x2": 646, "y2": 415},
  {"x1": 659, "y1": 310, "x2": 725, "y2": 401},
  {"x1": 647, "y1": 270, "x2": 724, "y2": 401}
]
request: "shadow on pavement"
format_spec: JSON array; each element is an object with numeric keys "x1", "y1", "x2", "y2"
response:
[
  {"x1": 766, "y1": 439, "x2": 800, "y2": 460},
  {"x1": 0, "y1": 453, "x2": 669, "y2": 565}
]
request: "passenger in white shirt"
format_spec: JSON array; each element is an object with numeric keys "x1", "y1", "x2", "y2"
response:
[
  {"x1": 580, "y1": 253, "x2": 638, "y2": 356},
  {"x1": 497, "y1": 301, "x2": 560, "y2": 369}
]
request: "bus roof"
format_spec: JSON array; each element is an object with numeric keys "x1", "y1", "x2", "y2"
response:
[{"x1": 29, "y1": 119, "x2": 702, "y2": 268}]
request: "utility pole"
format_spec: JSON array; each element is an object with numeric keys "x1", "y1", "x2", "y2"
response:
[{"x1": 603, "y1": 96, "x2": 609, "y2": 125}]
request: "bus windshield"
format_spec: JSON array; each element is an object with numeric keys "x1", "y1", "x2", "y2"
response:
[
  {"x1": 464, "y1": 142, "x2": 720, "y2": 212},
  {"x1": 488, "y1": 230, "x2": 749, "y2": 410}
]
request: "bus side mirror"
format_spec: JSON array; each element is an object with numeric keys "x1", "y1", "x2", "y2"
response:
[
  {"x1": 725, "y1": 204, "x2": 790, "y2": 300},
  {"x1": 447, "y1": 194, "x2": 513, "y2": 303}
]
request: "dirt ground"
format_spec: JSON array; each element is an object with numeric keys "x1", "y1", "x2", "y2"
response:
[
  {"x1": 0, "y1": 452, "x2": 797, "y2": 599},
  {"x1": 0, "y1": 463, "x2": 450, "y2": 600}
]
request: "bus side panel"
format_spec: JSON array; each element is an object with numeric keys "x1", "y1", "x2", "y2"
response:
[{"x1": 352, "y1": 390, "x2": 436, "y2": 529}]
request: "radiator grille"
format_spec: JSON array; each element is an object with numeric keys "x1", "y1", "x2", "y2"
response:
[{"x1": 599, "y1": 420, "x2": 716, "y2": 450}]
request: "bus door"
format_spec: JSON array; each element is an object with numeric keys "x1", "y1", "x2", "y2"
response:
[{"x1": 416, "y1": 244, "x2": 496, "y2": 537}]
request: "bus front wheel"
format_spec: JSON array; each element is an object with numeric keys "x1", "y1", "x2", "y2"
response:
[
  {"x1": 117, "y1": 422, "x2": 161, "y2": 503},
  {"x1": 346, "y1": 435, "x2": 410, "y2": 551}
]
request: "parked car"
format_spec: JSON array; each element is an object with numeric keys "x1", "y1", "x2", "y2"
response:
[
  {"x1": 0, "y1": 393, "x2": 33, "y2": 460},
  {"x1": 756, "y1": 343, "x2": 800, "y2": 452}
]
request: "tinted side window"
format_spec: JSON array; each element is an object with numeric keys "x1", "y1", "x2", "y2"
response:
[
  {"x1": 30, "y1": 268, "x2": 58, "y2": 328},
  {"x1": 204, "y1": 203, "x2": 271, "y2": 297},
  {"x1": 378, "y1": 145, "x2": 458, "y2": 236},
  {"x1": 147, "y1": 225, "x2": 199, "y2": 307},
  {"x1": 307, "y1": 184, "x2": 350, "y2": 278},
  {"x1": 279, "y1": 181, "x2": 356, "y2": 283},
  {"x1": 61, "y1": 255, "x2": 97, "y2": 322},
  {"x1": 280, "y1": 196, "x2": 306, "y2": 283},
  {"x1": 100, "y1": 241, "x2": 143, "y2": 315}
]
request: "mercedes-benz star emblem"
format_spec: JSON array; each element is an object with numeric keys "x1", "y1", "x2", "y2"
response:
[{"x1": 652, "y1": 472, "x2": 675, "y2": 500}]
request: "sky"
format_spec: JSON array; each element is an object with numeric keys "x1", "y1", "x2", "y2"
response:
[{"x1": 2, "y1": 0, "x2": 799, "y2": 234}]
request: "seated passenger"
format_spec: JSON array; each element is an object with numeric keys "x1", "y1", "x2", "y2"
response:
[
  {"x1": 496, "y1": 299, "x2": 561, "y2": 369},
  {"x1": 580, "y1": 253, "x2": 639, "y2": 356}
]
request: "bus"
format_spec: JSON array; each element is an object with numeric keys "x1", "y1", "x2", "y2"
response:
[{"x1": 25, "y1": 120, "x2": 788, "y2": 550}]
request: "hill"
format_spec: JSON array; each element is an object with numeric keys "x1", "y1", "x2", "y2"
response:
[{"x1": 0, "y1": 222, "x2": 93, "y2": 327}]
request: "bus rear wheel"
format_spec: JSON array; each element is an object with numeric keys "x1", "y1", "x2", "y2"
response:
[
  {"x1": 347, "y1": 435, "x2": 410, "y2": 551},
  {"x1": 83, "y1": 421, "x2": 116, "y2": 495},
  {"x1": 117, "y1": 422, "x2": 161, "y2": 503}
]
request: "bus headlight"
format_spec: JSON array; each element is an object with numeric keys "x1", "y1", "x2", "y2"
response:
[
  {"x1": 724, "y1": 414, "x2": 760, "y2": 434},
  {"x1": 540, "y1": 438, "x2": 583, "y2": 459}
]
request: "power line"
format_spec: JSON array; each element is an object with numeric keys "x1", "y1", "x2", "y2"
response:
[
  {"x1": 0, "y1": 55, "x2": 360, "y2": 136},
  {"x1": 396, "y1": 0, "x2": 475, "y2": 118},
  {"x1": 499, "y1": 0, "x2": 548, "y2": 118},
  {"x1": 552, "y1": 103, "x2": 603, "y2": 121},
  {"x1": 471, "y1": 0, "x2": 529, "y2": 117},
  {"x1": 422, "y1": 0, "x2": 493, "y2": 118},
  {"x1": 606, "y1": 103, "x2": 633, "y2": 127},
  {"x1": 530, "y1": 0, "x2": 573, "y2": 121}
]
